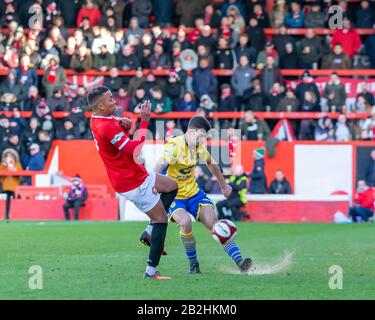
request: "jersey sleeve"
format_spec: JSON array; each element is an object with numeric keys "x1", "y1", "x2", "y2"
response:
[{"x1": 103, "y1": 121, "x2": 130, "y2": 151}]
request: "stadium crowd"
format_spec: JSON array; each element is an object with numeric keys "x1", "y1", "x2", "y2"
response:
[{"x1": 0, "y1": 0, "x2": 374, "y2": 169}]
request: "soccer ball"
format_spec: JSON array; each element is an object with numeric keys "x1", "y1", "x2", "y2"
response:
[{"x1": 212, "y1": 219, "x2": 237, "y2": 245}]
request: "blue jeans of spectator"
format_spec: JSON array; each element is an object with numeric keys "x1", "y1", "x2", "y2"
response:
[{"x1": 349, "y1": 206, "x2": 373, "y2": 222}]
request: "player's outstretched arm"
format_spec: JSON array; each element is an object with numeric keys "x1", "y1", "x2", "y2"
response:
[
  {"x1": 121, "y1": 100, "x2": 151, "y2": 157},
  {"x1": 206, "y1": 155, "x2": 232, "y2": 198}
]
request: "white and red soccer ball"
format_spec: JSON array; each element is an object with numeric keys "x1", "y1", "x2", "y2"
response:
[{"x1": 211, "y1": 219, "x2": 237, "y2": 245}]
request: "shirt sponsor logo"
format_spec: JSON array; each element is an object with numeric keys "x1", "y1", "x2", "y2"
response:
[{"x1": 111, "y1": 132, "x2": 125, "y2": 144}]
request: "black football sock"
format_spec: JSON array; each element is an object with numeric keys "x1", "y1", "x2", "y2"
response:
[
  {"x1": 160, "y1": 188, "x2": 178, "y2": 212},
  {"x1": 147, "y1": 222, "x2": 168, "y2": 268}
]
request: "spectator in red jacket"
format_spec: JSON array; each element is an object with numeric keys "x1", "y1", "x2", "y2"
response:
[
  {"x1": 331, "y1": 18, "x2": 361, "y2": 59},
  {"x1": 76, "y1": 0, "x2": 102, "y2": 28},
  {"x1": 349, "y1": 180, "x2": 374, "y2": 222}
]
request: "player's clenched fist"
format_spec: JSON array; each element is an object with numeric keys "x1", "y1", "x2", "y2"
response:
[
  {"x1": 118, "y1": 117, "x2": 132, "y2": 131},
  {"x1": 140, "y1": 100, "x2": 151, "y2": 122},
  {"x1": 221, "y1": 184, "x2": 232, "y2": 198}
]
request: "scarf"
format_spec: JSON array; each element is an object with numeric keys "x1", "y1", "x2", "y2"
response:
[{"x1": 47, "y1": 66, "x2": 57, "y2": 83}]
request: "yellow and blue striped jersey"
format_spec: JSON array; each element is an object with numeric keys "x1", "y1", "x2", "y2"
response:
[{"x1": 162, "y1": 135, "x2": 210, "y2": 199}]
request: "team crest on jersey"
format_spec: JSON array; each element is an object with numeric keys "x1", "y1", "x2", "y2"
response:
[{"x1": 111, "y1": 132, "x2": 125, "y2": 144}]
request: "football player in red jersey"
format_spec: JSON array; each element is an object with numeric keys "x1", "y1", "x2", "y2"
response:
[{"x1": 88, "y1": 86, "x2": 178, "y2": 280}]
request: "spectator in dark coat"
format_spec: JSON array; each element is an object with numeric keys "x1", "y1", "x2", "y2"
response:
[
  {"x1": 116, "y1": 44, "x2": 140, "y2": 71},
  {"x1": 56, "y1": 118, "x2": 80, "y2": 140},
  {"x1": 0, "y1": 70, "x2": 22, "y2": 100},
  {"x1": 240, "y1": 111, "x2": 270, "y2": 140},
  {"x1": 234, "y1": 33, "x2": 257, "y2": 67},
  {"x1": 153, "y1": 0, "x2": 173, "y2": 26},
  {"x1": 192, "y1": 58, "x2": 218, "y2": 100},
  {"x1": 365, "y1": 150, "x2": 375, "y2": 187},
  {"x1": 355, "y1": 0, "x2": 375, "y2": 29},
  {"x1": 279, "y1": 43, "x2": 300, "y2": 69},
  {"x1": 93, "y1": 45, "x2": 116, "y2": 71},
  {"x1": 176, "y1": 92, "x2": 197, "y2": 131},
  {"x1": 322, "y1": 73, "x2": 347, "y2": 112},
  {"x1": 297, "y1": 28, "x2": 324, "y2": 69},
  {"x1": 365, "y1": 28, "x2": 375, "y2": 68},
  {"x1": 214, "y1": 37, "x2": 236, "y2": 69},
  {"x1": 249, "y1": 156, "x2": 267, "y2": 194},
  {"x1": 148, "y1": 42, "x2": 171, "y2": 69},
  {"x1": 24, "y1": 143, "x2": 45, "y2": 185},
  {"x1": 322, "y1": 44, "x2": 351, "y2": 69},
  {"x1": 176, "y1": 0, "x2": 207, "y2": 27},
  {"x1": 243, "y1": 78, "x2": 268, "y2": 112},
  {"x1": 268, "y1": 170, "x2": 292, "y2": 194},
  {"x1": 132, "y1": 0, "x2": 152, "y2": 28},
  {"x1": 218, "y1": 83, "x2": 237, "y2": 128},
  {"x1": 58, "y1": 0, "x2": 82, "y2": 27},
  {"x1": 260, "y1": 56, "x2": 283, "y2": 95},
  {"x1": 295, "y1": 71, "x2": 321, "y2": 106},
  {"x1": 246, "y1": 18, "x2": 265, "y2": 54},
  {"x1": 273, "y1": 25, "x2": 295, "y2": 57},
  {"x1": 304, "y1": 2, "x2": 327, "y2": 28},
  {"x1": 46, "y1": 88, "x2": 70, "y2": 112},
  {"x1": 16, "y1": 55, "x2": 38, "y2": 92}
]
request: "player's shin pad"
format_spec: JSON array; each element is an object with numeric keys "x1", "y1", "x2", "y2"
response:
[
  {"x1": 160, "y1": 188, "x2": 178, "y2": 212},
  {"x1": 147, "y1": 222, "x2": 168, "y2": 267}
]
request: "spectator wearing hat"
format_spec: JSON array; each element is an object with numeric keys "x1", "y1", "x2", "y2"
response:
[
  {"x1": 270, "y1": 0, "x2": 288, "y2": 28},
  {"x1": 331, "y1": 18, "x2": 361, "y2": 60},
  {"x1": 296, "y1": 28, "x2": 324, "y2": 69},
  {"x1": 23, "y1": 143, "x2": 45, "y2": 185},
  {"x1": 295, "y1": 71, "x2": 321, "y2": 107},
  {"x1": 192, "y1": 58, "x2": 218, "y2": 100},
  {"x1": 42, "y1": 56, "x2": 67, "y2": 98},
  {"x1": 322, "y1": 73, "x2": 347, "y2": 112},
  {"x1": 63, "y1": 175, "x2": 88, "y2": 221},
  {"x1": 70, "y1": 46, "x2": 93, "y2": 72},
  {"x1": 46, "y1": 88, "x2": 70, "y2": 112},
  {"x1": 249, "y1": 148, "x2": 267, "y2": 194},
  {"x1": 231, "y1": 55, "x2": 256, "y2": 103},
  {"x1": 304, "y1": 2, "x2": 327, "y2": 28},
  {"x1": 284, "y1": 1, "x2": 304, "y2": 28},
  {"x1": 31, "y1": 98, "x2": 54, "y2": 131},
  {"x1": 256, "y1": 41, "x2": 279, "y2": 69},
  {"x1": 76, "y1": 0, "x2": 101, "y2": 27},
  {"x1": 0, "y1": 148, "x2": 22, "y2": 219},
  {"x1": 322, "y1": 44, "x2": 351, "y2": 69},
  {"x1": 277, "y1": 86, "x2": 300, "y2": 112}
]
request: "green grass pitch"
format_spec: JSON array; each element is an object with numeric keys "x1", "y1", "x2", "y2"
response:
[{"x1": 0, "y1": 221, "x2": 374, "y2": 300}]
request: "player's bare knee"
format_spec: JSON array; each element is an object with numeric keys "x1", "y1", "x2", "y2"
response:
[{"x1": 179, "y1": 217, "x2": 192, "y2": 233}]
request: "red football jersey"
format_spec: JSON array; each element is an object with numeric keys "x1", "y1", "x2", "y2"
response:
[{"x1": 90, "y1": 114, "x2": 149, "y2": 193}]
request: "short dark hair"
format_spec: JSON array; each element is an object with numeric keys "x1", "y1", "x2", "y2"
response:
[
  {"x1": 188, "y1": 116, "x2": 211, "y2": 132},
  {"x1": 87, "y1": 86, "x2": 110, "y2": 110}
]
